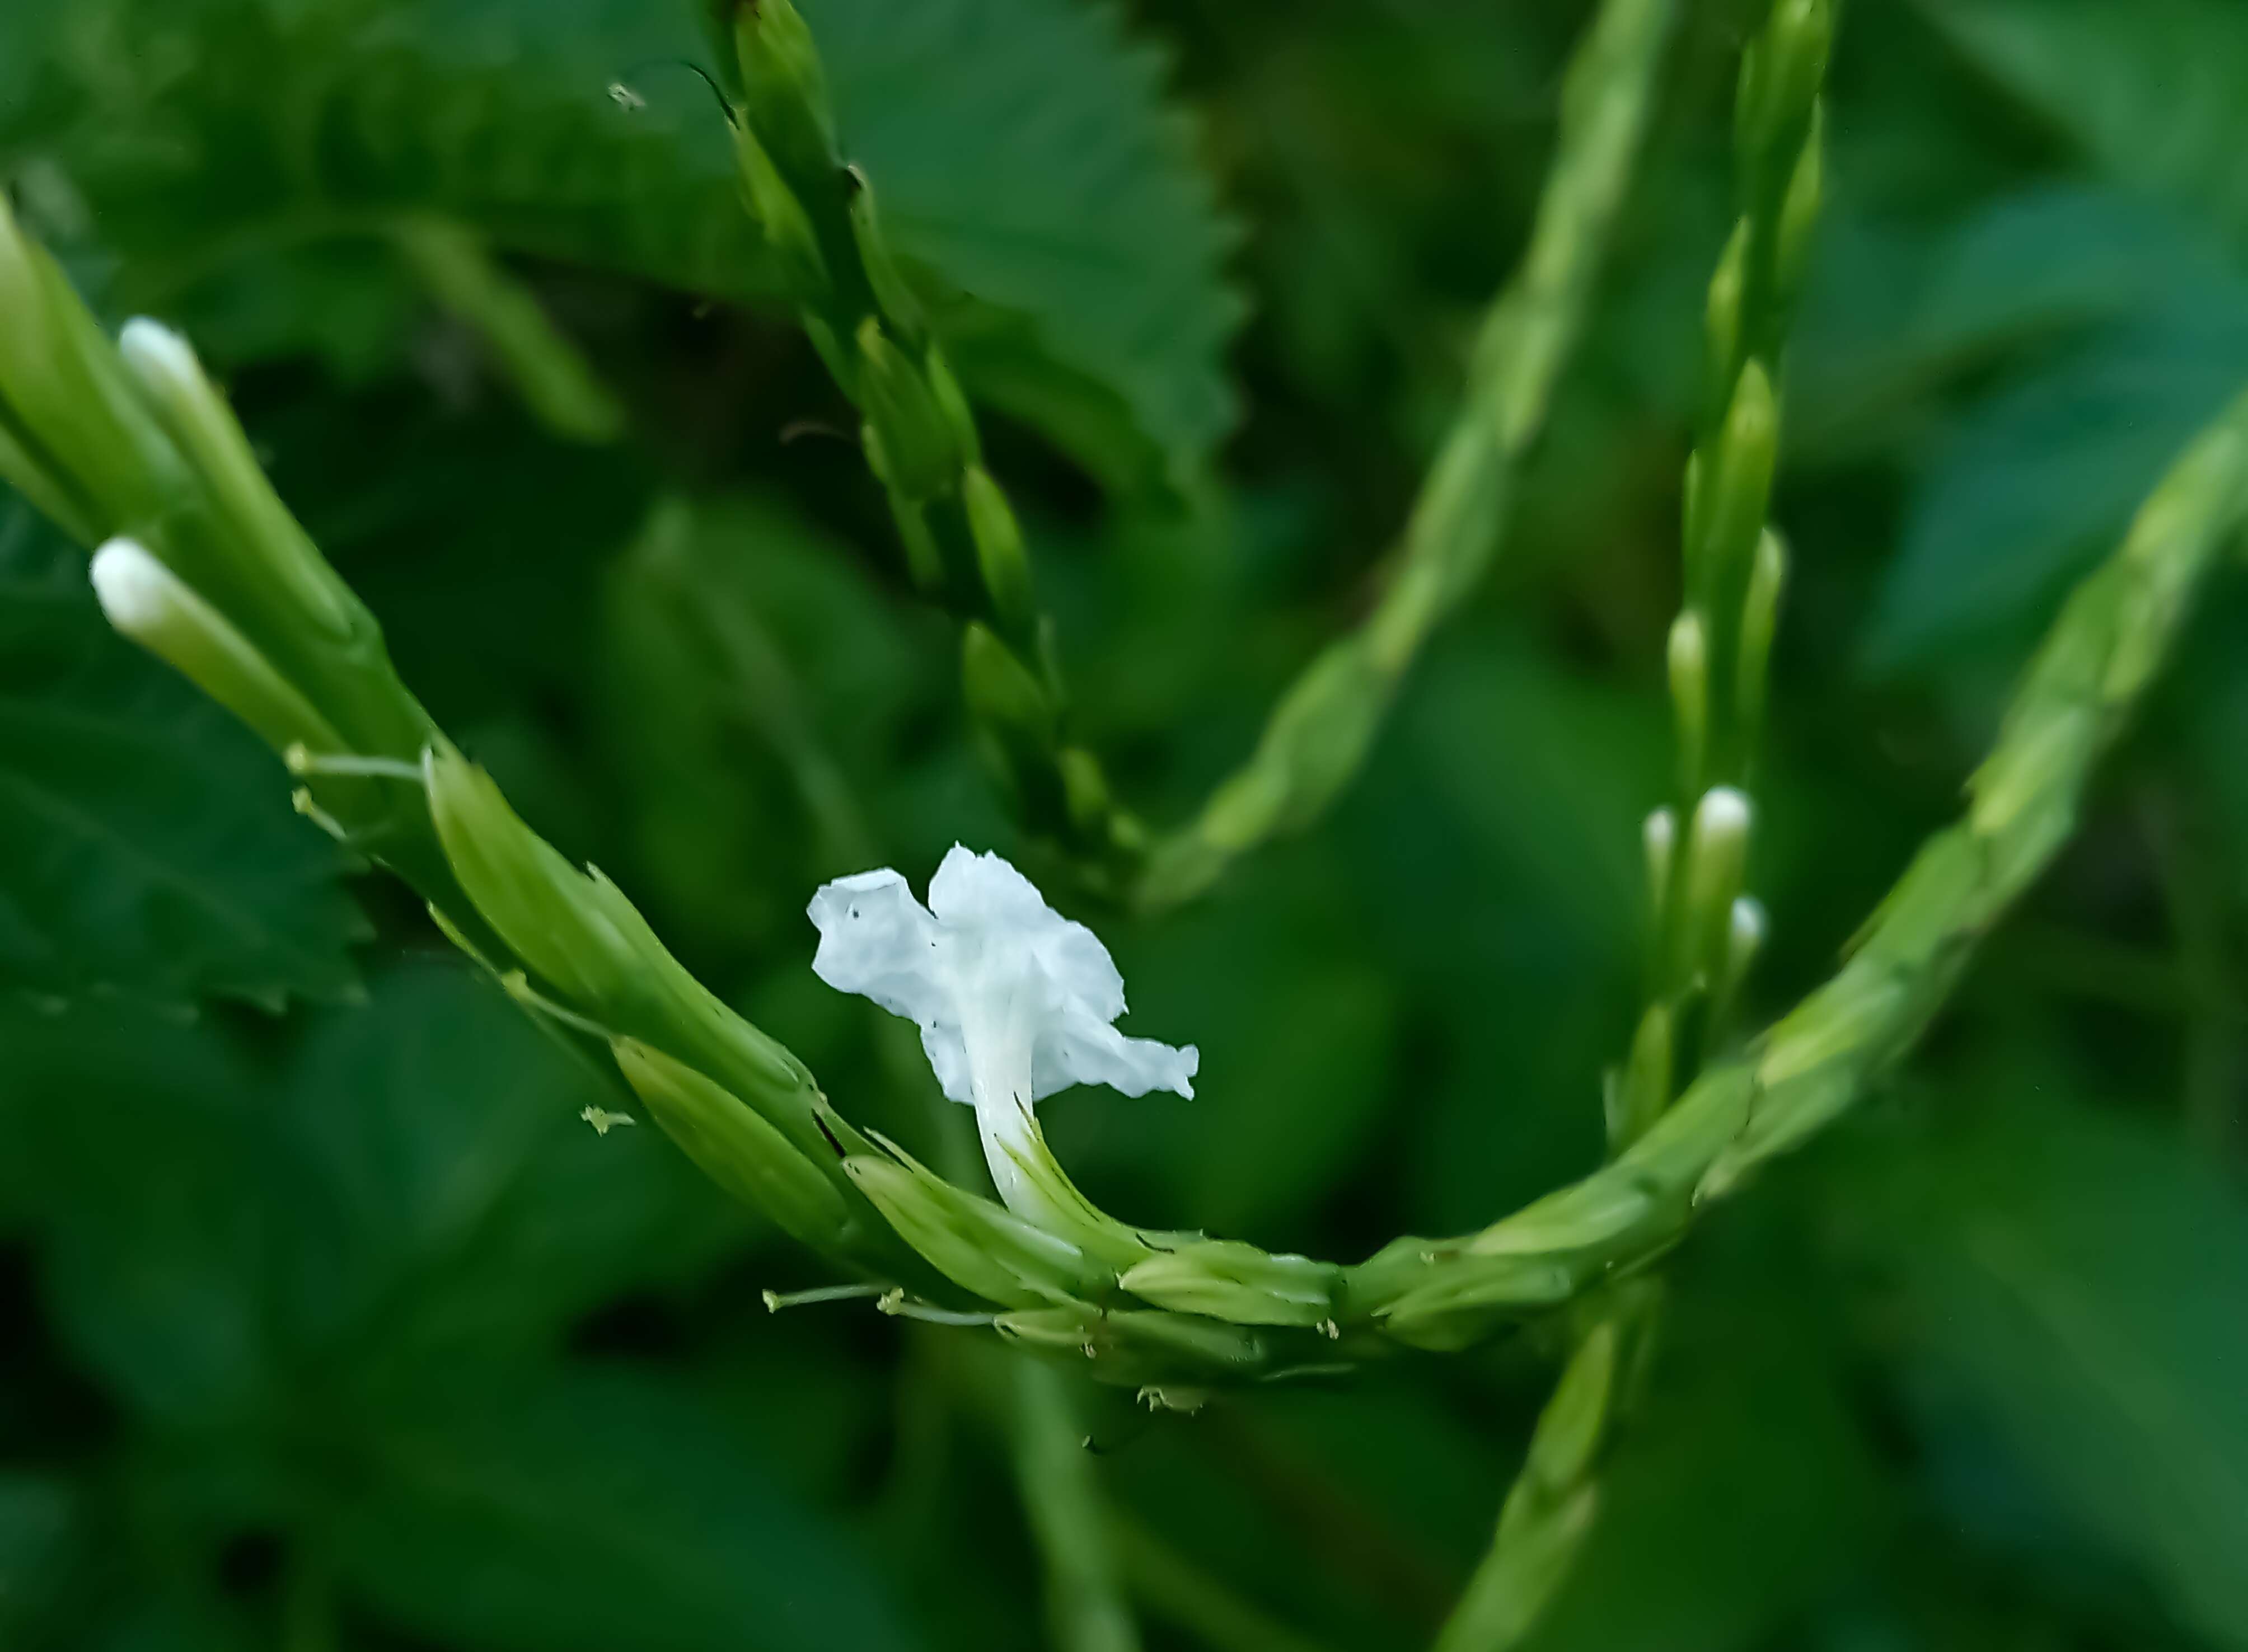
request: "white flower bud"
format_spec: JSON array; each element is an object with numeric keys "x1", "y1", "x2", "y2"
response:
[
  {"x1": 90, "y1": 537, "x2": 339, "y2": 755},
  {"x1": 1642, "y1": 806, "x2": 1677, "y2": 921}
]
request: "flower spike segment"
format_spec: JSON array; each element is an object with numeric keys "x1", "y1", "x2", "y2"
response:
[{"x1": 808, "y1": 846, "x2": 1197, "y2": 1227}]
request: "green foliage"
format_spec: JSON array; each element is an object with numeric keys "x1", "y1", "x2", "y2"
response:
[
  {"x1": 332, "y1": 1365, "x2": 922, "y2": 1652},
  {"x1": 0, "y1": 491, "x2": 366, "y2": 1007},
  {"x1": 800, "y1": 0, "x2": 1242, "y2": 484},
  {"x1": 1523, "y1": 1256, "x2": 1886, "y2": 1652},
  {"x1": 1860, "y1": 1091, "x2": 2248, "y2": 1650},
  {"x1": 4, "y1": 1, "x2": 2248, "y2": 1649},
  {"x1": 1922, "y1": 0, "x2": 2248, "y2": 250},
  {"x1": 0, "y1": 0, "x2": 1240, "y2": 477}
]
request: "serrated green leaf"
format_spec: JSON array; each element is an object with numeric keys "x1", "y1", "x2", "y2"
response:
[
  {"x1": 1919, "y1": 0, "x2": 2248, "y2": 253},
  {"x1": 3, "y1": 0, "x2": 1240, "y2": 478},
  {"x1": 1864, "y1": 302, "x2": 2248, "y2": 670},
  {"x1": 0, "y1": 492, "x2": 367, "y2": 1010},
  {"x1": 330, "y1": 1364, "x2": 922, "y2": 1652},
  {"x1": 1793, "y1": 186, "x2": 2244, "y2": 462},
  {"x1": 266, "y1": 965, "x2": 743, "y2": 1382},
  {"x1": 4, "y1": 967, "x2": 739, "y2": 1429},
  {"x1": 804, "y1": 0, "x2": 1243, "y2": 484},
  {"x1": 596, "y1": 492, "x2": 926, "y2": 956},
  {"x1": 1862, "y1": 1093, "x2": 2248, "y2": 1650}
]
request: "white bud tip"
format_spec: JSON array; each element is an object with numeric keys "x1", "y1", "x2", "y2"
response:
[
  {"x1": 118, "y1": 317, "x2": 200, "y2": 389},
  {"x1": 88, "y1": 538, "x2": 179, "y2": 632},
  {"x1": 1694, "y1": 785, "x2": 1752, "y2": 840},
  {"x1": 1668, "y1": 611, "x2": 1707, "y2": 665},
  {"x1": 1642, "y1": 806, "x2": 1676, "y2": 860},
  {"x1": 1729, "y1": 895, "x2": 1768, "y2": 955}
]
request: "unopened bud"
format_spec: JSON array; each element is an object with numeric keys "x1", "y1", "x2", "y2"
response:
[
  {"x1": 1610, "y1": 1002, "x2": 1674, "y2": 1151},
  {"x1": 432, "y1": 742, "x2": 838, "y2": 1174},
  {"x1": 0, "y1": 205, "x2": 173, "y2": 526},
  {"x1": 614, "y1": 1037, "x2": 851, "y2": 1250},
  {"x1": 960, "y1": 622, "x2": 1055, "y2": 748},
  {"x1": 733, "y1": 0, "x2": 835, "y2": 185},
  {"x1": 1697, "y1": 359, "x2": 1778, "y2": 597},
  {"x1": 1709, "y1": 893, "x2": 1768, "y2": 1042},
  {"x1": 1773, "y1": 102, "x2": 1825, "y2": 308},
  {"x1": 855, "y1": 318, "x2": 959, "y2": 503},
  {"x1": 845, "y1": 171, "x2": 925, "y2": 341},
  {"x1": 922, "y1": 346, "x2": 981, "y2": 468},
  {"x1": 1679, "y1": 786, "x2": 1751, "y2": 986},
  {"x1": 845, "y1": 1149, "x2": 1105, "y2": 1307},
  {"x1": 1680, "y1": 450, "x2": 1707, "y2": 573},
  {"x1": 1056, "y1": 745, "x2": 1117, "y2": 841},
  {"x1": 90, "y1": 538, "x2": 340, "y2": 754},
  {"x1": 730, "y1": 125, "x2": 828, "y2": 299},
  {"x1": 120, "y1": 319, "x2": 354, "y2": 637},
  {"x1": 1726, "y1": 895, "x2": 1768, "y2": 985},
  {"x1": 883, "y1": 485, "x2": 947, "y2": 592},
  {"x1": 1735, "y1": 527, "x2": 1787, "y2": 744},
  {"x1": 963, "y1": 466, "x2": 1034, "y2": 635},
  {"x1": 1120, "y1": 1242, "x2": 1341, "y2": 1328},
  {"x1": 1737, "y1": 0, "x2": 1833, "y2": 177},
  {"x1": 1642, "y1": 806, "x2": 1678, "y2": 924},
  {"x1": 1704, "y1": 218, "x2": 1749, "y2": 401},
  {"x1": 1668, "y1": 612, "x2": 1709, "y2": 791},
  {"x1": 0, "y1": 410, "x2": 99, "y2": 547},
  {"x1": 424, "y1": 742, "x2": 643, "y2": 1010}
]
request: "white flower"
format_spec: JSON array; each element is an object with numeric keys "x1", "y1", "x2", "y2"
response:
[{"x1": 807, "y1": 846, "x2": 1196, "y2": 1218}]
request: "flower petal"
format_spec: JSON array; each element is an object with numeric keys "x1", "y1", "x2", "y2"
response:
[
  {"x1": 1032, "y1": 1002, "x2": 1197, "y2": 1102},
  {"x1": 929, "y1": 843, "x2": 1126, "y2": 1019},
  {"x1": 806, "y1": 868, "x2": 949, "y2": 1026}
]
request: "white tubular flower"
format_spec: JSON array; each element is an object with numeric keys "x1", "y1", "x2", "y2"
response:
[{"x1": 808, "y1": 846, "x2": 1197, "y2": 1222}]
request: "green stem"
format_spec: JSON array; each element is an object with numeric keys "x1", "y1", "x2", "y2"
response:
[
  {"x1": 392, "y1": 218, "x2": 626, "y2": 445},
  {"x1": 1111, "y1": 1510, "x2": 1335, "y2": 1652},
  {"x1": 1005, "y1": 1358, "x2": 1141, "y2": 1652},
  {"x1": 1431, "y1": 4, "x2": 1823, "y2": 1639},
  {"x1": 1132, "y1": 0, "x2": 1682, "y2": 912}
]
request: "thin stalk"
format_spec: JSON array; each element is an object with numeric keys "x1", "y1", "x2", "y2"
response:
[
  {"x1": 1005, "y1": 1358, "x2": 1142, "y2": 1652},
  {"x1": 1133, "y1": 0, "x2": 1682, "y2": 911},
  {"x1": 715, "y1": 0, "x2": 1674, "y2": 906},
  {"x1": 1433, "y1": 3, "x2": 1832, "y2": 1641},
  {"x1": 1111, "y1": 1510, "x2": 1336, "y2": 1652},
  {"x1": 393, "y1": 218, "x2": 625, "y2": 445}
]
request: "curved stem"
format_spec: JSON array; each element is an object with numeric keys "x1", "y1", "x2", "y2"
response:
[
  {"x1": 1132, "y1": 0, "x2": 1682, "y2": 912},
  {"x1": 1006, "y1": 1358, "x2": 1142, "y2": 1652}
]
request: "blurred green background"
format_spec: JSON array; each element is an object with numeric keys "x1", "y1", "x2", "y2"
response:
[{"x1": 3, "y1": 1, "x2": 2247, "y2": 1648}]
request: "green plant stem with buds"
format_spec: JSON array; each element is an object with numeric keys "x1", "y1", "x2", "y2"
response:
[
  {"x1": 1430, "y1": 6, "x2": 1822, "y2": 1639},
  {"x1": 710, "y1": 0, "x2": 1146, "y2": 891},
  {"x1": 1007, "y1": 1358, "x2": 1142, "y2": 1652},
  {"x1": 1132, "y1": 0, "x2": 1680, "y2": 911},
  {"x1": 4, "y1": 179, "x2": 2247, "y2": 1396},
  {"x1": 711, "y1": 0, "x2": 1678, "y2": 911}
]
